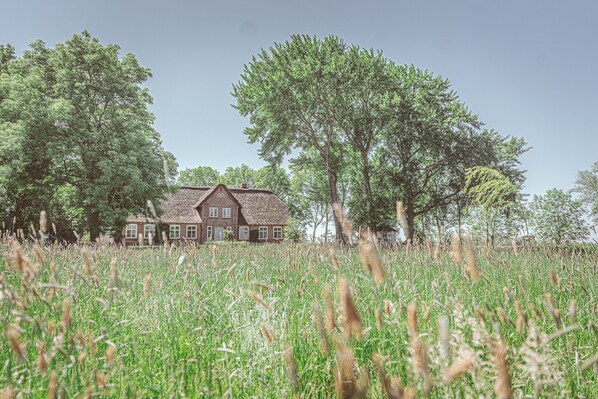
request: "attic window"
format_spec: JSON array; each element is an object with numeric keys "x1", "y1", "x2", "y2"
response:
[
  {"x1": 209, "y1": 207, "x2": 218, "y2": 218},
  {"x1": 216, "y1": 192, "x2": 225, "y2": 198},
  {"x1": 222, "y1": 207, "x2": 231, "y2": 218}
]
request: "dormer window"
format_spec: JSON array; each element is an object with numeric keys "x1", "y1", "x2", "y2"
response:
[{"x1": 209, "y1": 207, "x2": 218, "y2": 218}]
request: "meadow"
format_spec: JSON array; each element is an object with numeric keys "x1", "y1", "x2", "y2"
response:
[{"x1": 0, "y1": 239, "x2": 596, "y2": 398}]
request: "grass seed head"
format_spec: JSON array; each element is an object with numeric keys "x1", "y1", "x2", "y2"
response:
[
  {"x1": 444, "y1": 355, "x2": 475, "y2": 383},
  {"x1": 333, "y1": 341, "x2": 356, "y2": 399},
  {"x1": 338, "y1": 277, "x2": 362, "y2": 340}
]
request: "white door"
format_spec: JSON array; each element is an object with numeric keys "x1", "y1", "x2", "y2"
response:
[{"x1": 214, "y1": 227, "x2": 224, "y2": 241}]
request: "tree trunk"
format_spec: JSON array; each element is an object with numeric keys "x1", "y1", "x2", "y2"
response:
[
  {"x1": 87, "y1": 208, "x2": 101, "y2": 243},
  {"x1": 406, "y1": 195, "x2": 416, "y2": 241},
  {"x1": 361, "y1": 152, "x2": 376, "y2": 231},
  {"x1": 326, "y1": 168, "x2": 345, "y2": 243},
  {"x1": 324, "y1": 206, "x2": 329, "y2": 243}
]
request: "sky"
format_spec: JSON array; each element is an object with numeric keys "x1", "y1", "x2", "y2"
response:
[{"x1": 2, "y1": 0, "x2": 597, "y2": 199}]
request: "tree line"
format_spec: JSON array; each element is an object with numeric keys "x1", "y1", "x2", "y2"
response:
[{"x1": 1, "y1": 33, "x2": 596, "y2": 244}]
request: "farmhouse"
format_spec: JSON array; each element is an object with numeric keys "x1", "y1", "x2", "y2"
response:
[{"x1": 123, "y1": 184, "x2": 289, "y2": 244}]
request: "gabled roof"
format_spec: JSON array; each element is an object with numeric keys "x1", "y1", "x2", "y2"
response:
[
  {"x1": 126, "y1": 184, "x2": 289, "y2": 225},
  {"x1": 192, "y1": 183, "x2": 242, "y2": 209}
]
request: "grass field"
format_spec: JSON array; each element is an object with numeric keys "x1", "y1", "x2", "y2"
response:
[{"x1": 0, "y1": 240, "x2": 596, "y2": 398}]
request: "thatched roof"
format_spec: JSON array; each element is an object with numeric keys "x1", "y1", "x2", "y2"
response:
[{"x1": 127, "y1": 185, "x2": 289, "y2": 225}]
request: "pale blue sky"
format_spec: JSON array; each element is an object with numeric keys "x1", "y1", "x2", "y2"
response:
[{"x1": 2, "y1": 0, "x2": 597, "y2": 198}]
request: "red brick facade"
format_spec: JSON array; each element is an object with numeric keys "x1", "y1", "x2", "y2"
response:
[{"x1": 123, "y1": 184, "x2": 288, "y2": 244}]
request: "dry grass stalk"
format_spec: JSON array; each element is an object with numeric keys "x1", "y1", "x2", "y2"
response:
[
  {"x1": 37, "y1": 341, "x2": 49, "y2": 375},
  {"x1": 7, "y1": 324, "x2": 26, "y2": 363},
  {"x1": 329, "y1": 247, "x2": 340, "y2": 271},
  {"x1": 313, "y1": 304, "x2": 330, "y2": 354},
  {"x1": 406, "y1": 304, "x2": 429, "y2": 380},
  {"x1": 373, "y1": 354, "x2": 404, "y2": 399},
  {"x1": 444, "y1": 355, "x2": 475, "y2": 382},
  {"x1": 463, "y1": 236, "x2": 481, "y2": 282},
  {"x1": 450, "y1": 234, "x2": 463, "y2": 264},
  {"x1": 324, "y1": 285, "x2": 337, "y2": 333},
  {"x1": 567, "y1": 299, "x2": 577, "y2": 323},
  {"x1": 358, "y1": 238, "x2": 385, "y2": 285},
  {"x1": 48, "y1": 371, "x2": 58, "y2": 399},
  {"x1": 249, "y1": 290, "x2": 271, "y2": 312},
  {"x1": 144, "y1": 274, "x2": 152, "y2": 299},
  {"x1": 333, "y1": 341, "x2": 356, "y2": 399},
  {"x1": 81, "y1": 248, "x2": 93, "y2": 276},
  {"x1": 284, "y1": 347, "x2": 300, "y2": 389},
  {"x1": 61, "y1": 298, "x2": 72, "y2": 331},
  {"x1": 425, "y1": 240, "x2": 433, "y2": 258},
  {"x1": 308, "y1": 263, "x2": 320, "y2": 285},
  {"x1": 338, "y1": 278, "x2": 362, "y2": 340},
  {"x1": 332, "y1": 203, "x2": 353, "y2": 245},
  {"x1": 384, "y1": 300, "x2": 392, "y2": 317},
  {"x1": 493, "y1": 340, "x2": 513, "y2": 399},
  {"x1": 581, "y1": 352, "x2": 598, "y2": 371},
  {"x1": 106, "y1": 343, "x2": 116, "y2": 366},
  {"x1": 439, "y1": 315, "x2": 450, "y2": 364},
  {"x1": 0, "y1": 386, "x2": 14, "y2": 399},
  {"x1": 261, "y1": 325, "x2": 275, "y2": 344},
  {"x1": 375, "y1": 308, "x2": 383, "y2": 330},
  {"x1": 96, "y1": 371, "x2": 107, "y2": 389},
  {"x1": 33, "y1": 244, "x2": 45, "y2": 266},
  {"x1": 515, "y1": 300, "x2": 527, "y2": 333},
  {"x1": 511, "y1": 238, "x2": 519, "y2": 256}
]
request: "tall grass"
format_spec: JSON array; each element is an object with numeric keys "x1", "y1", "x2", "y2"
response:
[{"x1": 0, "y1": 239, "x2": 596, "y2": 397}]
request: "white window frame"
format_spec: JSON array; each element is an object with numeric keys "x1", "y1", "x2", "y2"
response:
[
  {"x1": 207, "y1": 226, "x2": 213, "y2": 241},
  {"x1": 169, "y1": 224, "x2": 180, "y2": 239},
  {"x1": 144, "y1": 224, "x2": 155, "y2": 239},
  {"x1": 222, "y1": 207, "x2": 231, "y2": 219},
  {"x1": 273, "y1": 226, "x2": 283, "y2": 240},
  {"x1": 209, "y1": 207, "x2": 218, "y2": 218},
  {"x1": 186, "y1": 225, "x2": 197, "y2": 239},
  {"x1": 259, "y1": 226, "x2": 268, "y2": 240},
  {"x1": 125, "y1": 224, "x2": 137, "y2": 239},
  {"x1": 239, "y1": 226, "x2": 249, "y2": 241}
]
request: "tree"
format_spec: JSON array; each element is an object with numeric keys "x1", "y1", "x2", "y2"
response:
[
  {"x1": 222, "y1": 164, "x2": 256, "y2": 188},
  {"x1": 254, "y1": 165, "x2": 291, "y2": 202},
  {"x1": 573, "y1": 160, "x2": 598, "y2": 224},
  {"x1": 178, "y1": 165, "x2": 222, "y2": 186},
  {"x1": 0, "y1": 32, "x2": 175, "y2": 242},
  {"x1": 233, "y1": 35, "x2": 357, "y2": 242},
  {"x1": 530, "y1": 188, "x2": 589, "y2": 244}
]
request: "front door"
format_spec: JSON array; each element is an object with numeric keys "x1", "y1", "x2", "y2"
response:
[{"x1": 214, "y1": 227, "x2": 224, "y2": 241}]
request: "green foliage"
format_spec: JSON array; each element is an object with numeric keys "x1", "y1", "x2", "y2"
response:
[
  {"x1": 283, "y1": 217, "x2": 304, "y2": 242},
  {"x1": 530, "y1": 188, "x2": 589, "y2": 244},
  {"x1": 177, "y1": 165, "x2": 222, "y2": 186},
  {"x1": 233, "y1": 35, "x2": 528, "y2": 242},
  {"x1": 0, "y1": 32, "x2": 175, "y2": 241},
  {"x1": 465, "y1": 166, "x2": 519, "y2": 211},
  {"x1": 573, "y1": 160, "x2": 598, "y2": 224},
  {"x1": 222, "y1": 164, "x2": 256, "y2": 188},
  {"x1": 223, "y1": 229, "x2": 234, "y2": 241}
]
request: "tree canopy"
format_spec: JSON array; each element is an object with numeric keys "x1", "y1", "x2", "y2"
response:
[
  {"x1": 573, "y1": 160, "x2": 598, "y2": 224},
  {"x1": 233, "y1": 35, "x2": 528, "y2": 242},
  {"x1": 0, "y1": 32, "x2": 175, "y2": 242}
]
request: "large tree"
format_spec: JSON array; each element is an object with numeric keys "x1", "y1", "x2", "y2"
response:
[
  {"x1": 573, "y1": 160, "x2": 598, "y2": 224},
  {"x1": 530, "y1": 188, "x2": 589, "y2": 244},
  {"x1": 0, "y1": 32, "x2": 175, "y2": 242},
  {"x1": 233, "y1": 35, "x2": 356, "y2": 242},
  {"x1": 178, "y1": 165, "x2": 222, "y2": 186}
]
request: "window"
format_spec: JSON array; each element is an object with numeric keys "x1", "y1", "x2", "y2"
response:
[
  {"x1": 222, "y1": 207, "x2": 231, "y2": 219},
  {"x1": 273, "y1": 226, "x2": 283, "y2": 240},
  {"x1": 207, "y1": 226, "x2": 213, "y2": 241},
  {"x1": 209, "y1": 207, "x2": 218, "y2": 218},
  {"x1": 239, "y1": 226, "x2": 249, "y2": 241},
  {"x1": 125, "y1": 224, "x2": 137, "y2": 239},
  {"x1": 169, "y1": 225, "x2": 180, "y2": 239},
  {"x1": 144, "y1": 224, "x2": 155, "y2": 239},
  {"x1": 259, "y1": 226, "x2": 268, "y2": 240},
  {"x1": 216, "y1": 192, "x2": 225, "y2": 198},
  {"x1": 186, "y1": 225, "x2": 197, "y2": 239}
]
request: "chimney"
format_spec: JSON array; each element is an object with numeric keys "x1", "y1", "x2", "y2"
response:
[{"x1": 240, "y1": 183, "x2": 248, "y2": 189}]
